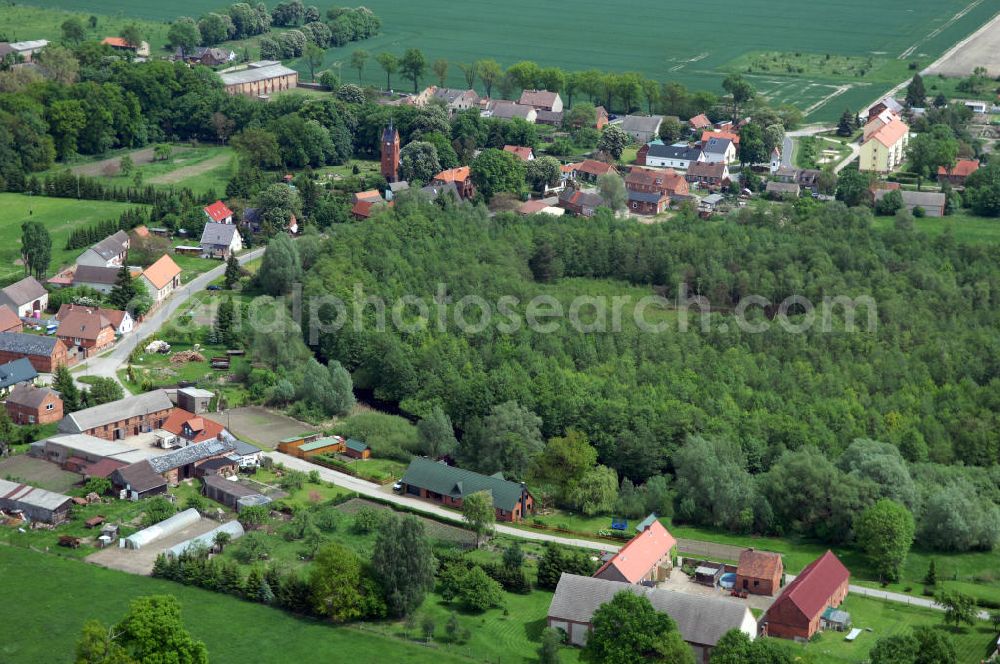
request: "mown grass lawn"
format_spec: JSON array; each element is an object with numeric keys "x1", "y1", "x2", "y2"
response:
[
  {"x1": 0, "y1": 546, "x2": 471, "y2": 664},
  {"x1": 0, "y1": 193, "x2": 142, "y2": 284}
]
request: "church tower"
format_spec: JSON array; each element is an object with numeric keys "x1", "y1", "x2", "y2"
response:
[{"x1": 380, "y1": 121, "x2": 400, "y2": 183}]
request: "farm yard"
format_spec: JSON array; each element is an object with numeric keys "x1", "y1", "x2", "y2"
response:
[
  {"x1": 0, "y1": 0, "x2": 993, "y2": 121},
  {"x1": 0, "y1": 193, "x2": 141, "y2": 284}
]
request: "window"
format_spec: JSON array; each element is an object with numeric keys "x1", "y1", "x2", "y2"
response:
[
  {"x1": 28, "y1": 415, "x2": 35, "y2": 423},
  {"x1": 45, "y1": 404, "x2": 53, "y2": 411}
]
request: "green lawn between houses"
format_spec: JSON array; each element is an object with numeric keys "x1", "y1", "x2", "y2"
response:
[{"x1": 0, "y1": 193, "x2": 141, "y2": 285}]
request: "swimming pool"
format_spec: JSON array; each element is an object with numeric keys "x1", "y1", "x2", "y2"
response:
[{"x1": 719, "y1": 572, "x2": 736, "y2": 589}]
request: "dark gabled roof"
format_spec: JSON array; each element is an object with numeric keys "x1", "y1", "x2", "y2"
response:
[
  {"x1": 766, "y1": 181, "x2": 800, "y2": 194},
  {"x1": 767, "y1": 550, "x2": 849, "y2": 621},
  {"x1": 0, "y1": 276, "x2": 47, "y2": 307},
  {"x1": 401, "y1": 457, "x2": 528, "y2": 510},
  {"x1": 686, "y1": 161, "x2": 728, "y2": 178},
  {"x1": 646, "y1": 143, "x2": 703, "y2": 161},
  {"x1": 628, "y1": 190, "x2": 668, "y2": 204},
  {"x1": 86, "y1": 231, "x2": 129, "y2": 261},
  {"x1": 199, "y1": 456, "x2": 237, "y2": 472},
  {"x1": 0, "y1": 358, "x2": 38, "y2": 389},
  {"x1": 232, "y1": 440, "x2": 261, "y2": 457},
  {"x1": 73, "y1": 265, "x2": 121, "y2": 286},
  {"x1": 535, "y1": 110, "x2": 563, "y2": 123},
  {"x1": 381, "y1": 124, "x2": 399, "y2": 143},
  {"x1": 6, "y1": 384, "x2": 56, "y2": 409},
  {"x1": 203, "y1": 473, "x2": 259, "y2": 498},
  {"x1": 199, "y1": 222, "x2": 240, "y2": 247},
  {"x1": 559, "y1": 189, "x2": 605, "y2": 209},
  {"x1": 147, "y1": 438, "x2": 236, "y2": 474},
  {"x1": 0, "y1": 332, "x2": 60, "y2": 357},
  {"x1": 549, "y1": 573, "x2": 753, "y2": 647},
  {"x1": 112, "y1": 460, "x2": 167, "y2": 493},
  {"x1": 620, "y1": 114, "x2": 663, "y2": 134},
  {"x1": 703, "y1": 137, "x2": 733, "y2": 154}
]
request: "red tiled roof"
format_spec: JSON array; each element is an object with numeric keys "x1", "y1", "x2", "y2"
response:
[
  {"x1": 433, "y1": 166, "x2": 471, "y2": 183},
  {"x1": 503, "y1": 145, "x2": 534, "y2": 161},
  {"x1": 593, "y1": 520, "x2": 677, "y2": 584},
  {"x1": 203, "y1": 200, "x2": 233, "y2": 223},
  {"x1": 102, "y1": 37, "x2": 133, "y2": 48},
  {"x1": 867, "y1": 116, "x2": 908, "y2": 148},
  {"x1": 737, "y1": 549, "x2": 782, "y2": 579},
  {"x1": 142, "y1": 255, "x2": 182, "y2": 290},
  {"x1": 938, "y1": 159, "x2": 979, "y2": 177},
  {"x1": 352, "y1": 190, "x2": 382, "y2": 204},
  {"x1": 701, "y1": 129, "x2": 740, "y2": 145},
  {"x1": 688, "y1": 114, "x2": 711, "y2": 129},
  {"x1": 56, "y1": 310, "x2": 113, "y2": 341},
  {"x1": 161, "y1": 408, "x2": 225, "y2": 443},
  {"x1": 0, "y1": 305, "x2": 20, "y2": 331},
  {"x1": 576, "y1": 159, "x2": 615, "y2": 176},
  {"x1": 517, "y1": 199, "x2": 551, "y2": 215},
  {"x1": 768, "y1": 550, "x2": 849, "y2": 620},
  {"x1": 83, "y1": 457, "x2": 127, "y2": 479}
]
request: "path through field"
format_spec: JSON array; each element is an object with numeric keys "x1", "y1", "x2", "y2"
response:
[
  {"x1": 147, "y1": 152, "x2": 232, "y2": 185},
  {"x1": 68, "y1": 146, "x2": 184, "y2": 177}
]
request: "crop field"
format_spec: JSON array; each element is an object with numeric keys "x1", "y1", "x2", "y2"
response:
[
  {"x1": 7, "y1": 0, "x2": 997, "y2": 121},
  {"x1": 0, "y1": 193, "x2": 141, "y2": 284}
]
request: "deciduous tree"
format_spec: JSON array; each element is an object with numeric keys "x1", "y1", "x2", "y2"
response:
[
  {"x1": 462, "y1": 490, "x2": 495, "y2": 548},
  {"x1": 853, "y1": 499, "x2": 915, "y2": 582},
  {"x1": 371, "y1": 514, "x2": 437, "y2": 616},
  {"x1": 582, "y1": 591, "x2": 694, "y2": 664}
]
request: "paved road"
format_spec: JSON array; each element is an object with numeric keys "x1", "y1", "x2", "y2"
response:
[
  {"x1": 73, "y1": 247, "x2": 266, "y2": 385},
  {"x1": 782, "y1": 126, "x2": 835, "y2": 170},
  {"x1": 270, "y1": 451, "x2": 992, "y2": 621},
  {"x1": 269, "y1": 451, "x2": 614, "y2": 553}
]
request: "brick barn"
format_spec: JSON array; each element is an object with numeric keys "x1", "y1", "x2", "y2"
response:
[
  {"x1": 58, "y1": 390, "x2": 174, "y2": 440},
  {"x1": 400, "y1": 457, "x2": 534, "y2": 522},
  {"x1": 763, "y1": 550, "x2": 850, "y2": 640},
  {"x1": 735, "y1": 548, "x2": 783, "y2": 596},
  {"x1": 0, "y1": 333, "x2": 69, "y2": 373}
]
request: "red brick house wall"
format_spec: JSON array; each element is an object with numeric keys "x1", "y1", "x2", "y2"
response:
[
  {"x1": 58, "y1": 325, "x2": 115, "y2": 358},
  {"x1": 82, "y1": 408, "x2": 173, "y2": 441},
  {"x1": 766, "y1": 576, "x2": 849, "y2": 640},
  {"x1": 6, "y1": 393, "x2": 63, "y2": 425},
  {"x1": 0, "y1": 342, "x2": 69, "y2": 374},
  {"x1": 736, "y1": 568, "x2": 781, "y2": 596},
  {"x1": 629, "y1": 199, "x2": 667, "y2": 215},
  {"x1": 409, "y1": 487, "x2": 534, "y2": 522}
]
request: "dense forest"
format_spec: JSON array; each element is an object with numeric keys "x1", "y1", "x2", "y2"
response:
[{"x1": 291, "y1": 196, "x2": 1000, "y2": 550}]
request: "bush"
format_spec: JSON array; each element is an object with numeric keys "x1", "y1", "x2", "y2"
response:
[
  {"x1": 332, "y1": 412, "x2": 418, "y2": 462},
  {"x1": 912, "y1": 205, "x2": 926, "y2": 218},
  {"x1": 82, "y1": 476, "x2": 111, "y2": 496},
  {"x1": 232, "y1": 531, "x2": 273, "y2": 563},
  {"x1": 352, "y1": 505, "x2": 386, "y2": 533},
  {"x1": 140, "y1": 496, "x2": 176, "y2": 527}
]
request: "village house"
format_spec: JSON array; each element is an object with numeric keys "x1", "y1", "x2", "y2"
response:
[
  {"x1": 558, "y1": 189, "x2": 605, "y2": 217},
  {"x1": 736, "y1": 548, "x2": 783, "y2": 596},
  {"x1": 763, "y1": 550, "x2": 850, "y2": 640},
  {"x1": 571, "y1": 159, "x2": 616, "y2": 183},
  {"x1": 176, "y1": 46, "x2": 234, "y2": 66},
  {"x1": 765, "y1": 181, "x2": 801, "y2": 199},
  {"x1": 0, "y1": 478, "x2": 73, "y2": 524},
  {"x1": 874, "y1": 189, "x2": 946, "y2": 217},
  {"x1": 0, "y1": 276, "x2": 48, "y2": 317},
  {"x1": 594, "y1": 517, "x2": 676, "y2": 583},
  {"x1": 204, "y1": 200, "x2": 234, "y2": 224},
  {"x1": 685, "y1": 161, "x2": 730, "y2": 189},
  {"x1": 688, "y1": 114, "x2": 712, "y2": 130},
  {"x1": 58, "y1": 390, "x2": 174, "y2": 440},
  {"x1": 517, "y1": 198, "x2": 563, "y2": 216},
  {"x1": 518, "y1": 89, "x2": 563, "y2": 113},
  {"x1": 76, "y1": 230, "x2": 130, "y2": 269},
  {"x1": 864, "y1": 95, "x2": 904, "y2": 122},
  {"x1": 431, "y1": 166, "x2": 475, "y2": 199},
  {"x1": 0, "y1": 357, "x2": 36, "y2": 395},
  {"x1": 859, "y1": 111, "x2": 909, "y2": 173},
  {"x1": 0, "y1": 333, "x2": 68, "y2": 373},
  {"x1": 219, "y1": 60, "x2": 298, "y2": 97},
  {"x1": 140, "y1": 255, "x2": 182, "y2": 305},
  {"x1": 5, "y1": 384, "x2": 62, "y2": 425},
  {"x1": 937, "y1": 159, "x2": 979, "y2": 187},
  {"x1": 639, "y1": 142, "x2": 705, "y2": 170},
  {"x1": 430, "y1": 87, "x2": 481, "y2": 113},
  {"x1": 535, "y1": 110, "x2": 564, "y2": 126},
  {"x1": 200, "y1": 222, "x2": 243, "y2": 259},
  {"x1": 69, "y1": 265, "x2": 123, "y2": 295},
  {"x1": 618, "y1": 115, "x2": 663, "y2": 144},
  {"x1": 161, "y1": 408, "x2": 227, "y2": 446},
  {"x1": 111, "y1": 460, "x2": 168, "y2": 500},
  {"x1": 0, "y1": 40, "x2": 48, "y2": 63},
  {"x1": 102, "y1": 37, "x2": 150, "y2": 57},
  {"x1": 0, "y1": 305, "x2": 21, "y2": 333},
  {"x1": 503, "y1": 145, "x2": 535, "y2": 161},
  {"x1": 701, "y1": 129, "x2": 740, "y2": 147},
  {"x1": 774, "y1": 167, "x2": 821, "y2": 192},
  {"x1": 483, "y1": 100, "x2": 537, "y2": 123},
  {"x1": 400, "y1": 457, "x2": 535, "y2": 521},
  {"x1": 232, "y1": 439, "x2": 263, "y2": 468},
  {"x1": 146, "y1": 438, "x2": 237, "y2": 485},
  {"x1": 626, "y1": 166, "x2": 689, "y2": 198},
  {"x1": 55, "y1": 308, "x2": 116, "y2": 359},
  {"x1": 548, "y1": 573, "x2": 757, "y2": 663},
  {"x1": 420, "y1": 182, "x2": 463, "y2": 203},
  {"x1": 702, "y1": 137, "x2": 737, "y2": 164},
  {"x1": 351, "y1": 198, "x2": 391, "y2": 219},
  {"x1": 57, "y1": 304, "x2": 133, "y2": 336}
]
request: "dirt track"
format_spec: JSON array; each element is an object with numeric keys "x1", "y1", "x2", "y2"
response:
[
  {"x1": 148, "y1": 153, "x2": 231, "y2": 184},
  {"x1": 86, "y1": 516, "x2": 219, "y2": 575}
]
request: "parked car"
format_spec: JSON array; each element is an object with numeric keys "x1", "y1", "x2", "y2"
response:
[
  {"x1": 392, "y1": 481, "x2": 403, "y2": 493},
  {"x1": 207, "y1": 285, "x2": 222, "y2": 291}
]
